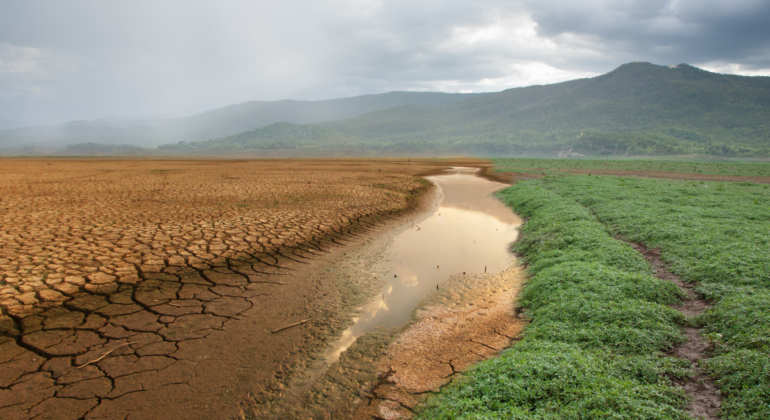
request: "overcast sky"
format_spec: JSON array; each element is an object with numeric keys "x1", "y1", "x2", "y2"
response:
[{"x1": 1, "y1": 0, "x2": 769, "y2": 124}]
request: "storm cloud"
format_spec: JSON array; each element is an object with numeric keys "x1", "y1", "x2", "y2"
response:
[{"x1": 1, "y1": 0, "x2": 768, "y2": 124}]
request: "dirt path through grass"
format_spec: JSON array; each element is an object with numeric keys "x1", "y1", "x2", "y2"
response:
[{"x1": 629, "y1": 242, "x2": 722, "y2": 419}]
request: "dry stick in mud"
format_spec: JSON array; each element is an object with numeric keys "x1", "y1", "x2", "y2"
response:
[
  {"x1": 628, "y1": 242, "x2": 722, "y2": 420},
  {"x1": 75, "y1": 341, "x2": 139, "y2": 370},
  {"x1": 272, "y1": 319, "x2": 310, "y2": 333}
]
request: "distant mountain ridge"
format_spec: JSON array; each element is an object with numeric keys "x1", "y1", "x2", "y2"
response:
[
  {"x1": 0, "y1": 91, "x2": 483, "y2": 151},
  {"x1": 164, "y1": 62, "x2": 770, "y2": 156}
]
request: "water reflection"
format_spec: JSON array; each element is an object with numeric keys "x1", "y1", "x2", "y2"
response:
[{"x1": 323, "y1": 168, "x2": 522, "y2": 367}]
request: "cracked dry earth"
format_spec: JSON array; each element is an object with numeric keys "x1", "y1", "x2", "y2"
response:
[
  {"x1": 629, "y1": 242, "x2": 722, "y2": 419},
  {"x1": 0, "y1": 158, "x2": 470, "y2": 420}
]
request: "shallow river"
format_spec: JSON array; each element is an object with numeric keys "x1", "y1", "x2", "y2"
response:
[{"x1": 323, "y1": 167, "x2": 522, "y2": 367}]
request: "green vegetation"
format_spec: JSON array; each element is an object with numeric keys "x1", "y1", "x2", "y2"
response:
[
  {"x1": 418, "y1": 173, "x2": 770, "y2": 418},
  {"x1": 161, "y1": 62, "x2": 770, "y2": 157},
  {"x1": 416, "y1": 181, "x2": 691, "y2": 419},
  {"x1": 537, "y1": 175, "x2": 770, "y2": 419},
  {"x1": 494, "y1": 157, "x2": 770, "y2": 177}
]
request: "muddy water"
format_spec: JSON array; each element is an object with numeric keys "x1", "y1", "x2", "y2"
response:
[{"x1": 313, "y1": 168, "x2": 521, "y2": 381}]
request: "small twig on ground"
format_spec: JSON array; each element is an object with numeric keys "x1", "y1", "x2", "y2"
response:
[
  {"x1": 271, "y1": 319, "x2": 309, "y2": 333},
  {"x1": 77, "y1": 341, "x2": 138, "y2": 369}
]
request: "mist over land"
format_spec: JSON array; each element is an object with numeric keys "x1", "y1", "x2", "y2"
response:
[
  {"x1": 3, "y1": 62, "x2": 769, "y2": 157},
  {"x1": 0, "y1": 92, "x2": 482, "y2": 152}
]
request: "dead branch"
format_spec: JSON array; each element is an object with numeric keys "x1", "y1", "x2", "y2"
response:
[
  {"x1": 77, "y1": 341, "x2": 138, "y2": 369},
  {"x1": 271, "y1": 319, "x2": 309, "y2": 333}
]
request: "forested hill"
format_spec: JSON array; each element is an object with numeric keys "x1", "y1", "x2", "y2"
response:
[{"x1": 162, "y1": 62, "x2": 770, "y2": 156}]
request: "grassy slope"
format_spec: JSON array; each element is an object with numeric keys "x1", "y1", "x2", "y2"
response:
[{"x1": 417, "y1": 173, "x2": 770, "y2": 419}]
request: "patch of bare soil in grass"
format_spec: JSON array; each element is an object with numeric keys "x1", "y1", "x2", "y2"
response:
[{"x1": 628, "y1": 242, "x2": 722, "y2": 420}]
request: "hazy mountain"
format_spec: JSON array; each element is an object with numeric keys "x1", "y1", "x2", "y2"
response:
[
  {"x1": 0, "y1": 91, "x2": 482, "y2": 151},
  {"x1": 166, "y1": 63, "x2": 770, "y2": 156},
  {"x1": 0, "y1": 118, "x2": 21, "y2": 130}
]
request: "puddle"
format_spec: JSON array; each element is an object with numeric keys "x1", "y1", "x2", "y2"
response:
[{"x1": 298, "y1": 168, "x2": 521, "y2": 389}]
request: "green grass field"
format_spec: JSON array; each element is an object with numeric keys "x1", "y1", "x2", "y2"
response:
[
  {"x1": 494, "y1": 158, "x2": 770, "y2": 178},
  {"x1": 416, "y1": 170, "x2": 770, "y2": 419}
]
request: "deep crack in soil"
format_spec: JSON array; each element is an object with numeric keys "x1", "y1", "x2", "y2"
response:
[{"x1": 628, "y1": 242, "x2": 722, "y2": 420}]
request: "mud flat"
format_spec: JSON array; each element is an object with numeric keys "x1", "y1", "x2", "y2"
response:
[
  {"x1": 257, "y1": 168, "x2": 527, "y2": 419},
  {"x1": 0, "y1": 158, "x2": 490, "y2": 420}
]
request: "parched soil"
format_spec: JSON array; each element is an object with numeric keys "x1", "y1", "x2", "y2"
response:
[
  {"x1": 0, "y1": 157, "x2": 486, "y2": 420},
  {"x1": 628, "y1": 242, "x2": 722, "y2": 419}
]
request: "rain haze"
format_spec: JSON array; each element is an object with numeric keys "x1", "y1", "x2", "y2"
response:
[{"x1": 1, "y1": 0, "x2": 769, "y2": 124}]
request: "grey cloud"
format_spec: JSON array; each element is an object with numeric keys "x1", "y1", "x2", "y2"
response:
[
  {"x1": 0, "y1": 0, "x2": 767, "y2": 124},
  {"x1": 527, "y1": 0, "x2": 770, "y2": 68}
]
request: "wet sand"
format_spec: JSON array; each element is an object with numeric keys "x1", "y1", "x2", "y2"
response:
[{"x1": 258, "y1": 168, "x2": 527, "y2": 419}]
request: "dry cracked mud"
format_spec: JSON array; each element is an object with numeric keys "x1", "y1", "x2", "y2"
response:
[{"x1": 0, "y1": 157, "x2": 486, "y2": 420}]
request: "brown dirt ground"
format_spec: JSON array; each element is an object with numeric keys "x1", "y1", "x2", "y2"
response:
[
  {"x1": 628, "y1": 242, "x2": 722, "y2": 419},
  {"x1": 0, "y1": 157, "x2": 489, "y2": 420}
]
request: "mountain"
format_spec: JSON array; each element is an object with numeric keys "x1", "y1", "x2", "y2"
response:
[
  {"x1": 166, "y1": 63, "x2": 770, "y2": 157},
  {"x1": 0, "y1": 91, "x2": 483, "y2": 151}
]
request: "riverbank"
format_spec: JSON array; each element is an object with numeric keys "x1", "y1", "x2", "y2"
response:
[
  {"x1": 417, "y1": 174, "x2": 770, "y2": 419},
  {"x1": 252, "y1": 168, "x2": 527, "y2": 419}
]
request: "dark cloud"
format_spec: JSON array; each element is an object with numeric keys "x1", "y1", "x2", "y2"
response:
[
  {"x1": 0, "y1": 0, "x2": 767, "y2": 124},
  {"x1": 528, "y1": 0, "x2": 770, "y2": 67}
]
